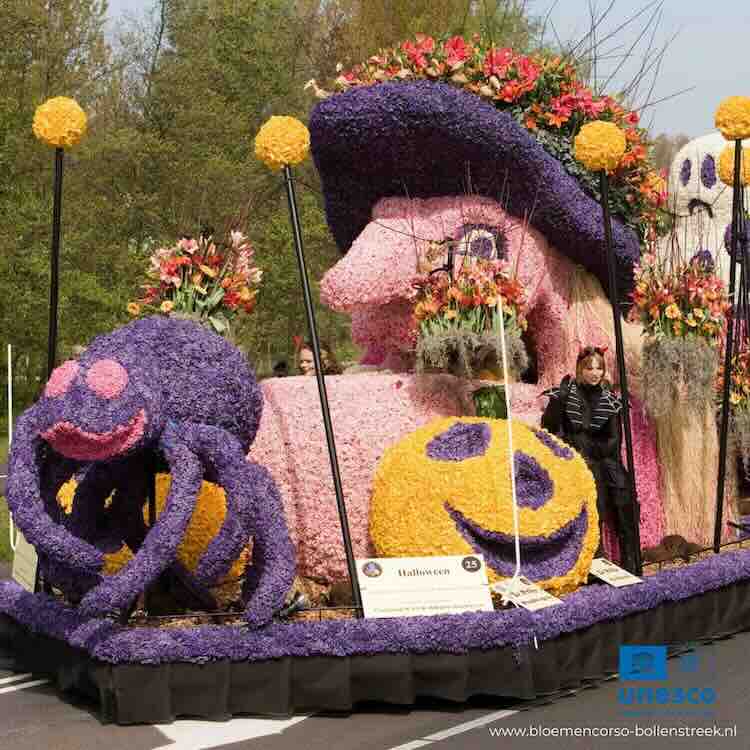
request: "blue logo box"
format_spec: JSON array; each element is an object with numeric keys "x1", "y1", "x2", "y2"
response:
[{"x1": 619, "y1": 645, "x2": 668, "y2": 681}]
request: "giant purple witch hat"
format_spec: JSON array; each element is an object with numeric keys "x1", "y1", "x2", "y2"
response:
[{"x1": 309, "y1": 80, "x2": 641, "y2": 305}]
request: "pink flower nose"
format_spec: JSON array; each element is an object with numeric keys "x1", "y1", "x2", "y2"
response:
[
  {"x1": 45, "y1": 360, "x2": 80, "y2": 398},
  {"x1": 86, "y1": 359, "x2": 129, "y2": 400}
]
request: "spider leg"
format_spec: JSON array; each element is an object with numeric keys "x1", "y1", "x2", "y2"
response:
[
  {"x1": 76, "y1": 424, "x2": 202, "y2": 618},
  {"x1": 177, "y1": 423, "x2": 295, "y2": 628},
  {"x1": 6, "y1": 409, "x2": 103, "y2": 577}
]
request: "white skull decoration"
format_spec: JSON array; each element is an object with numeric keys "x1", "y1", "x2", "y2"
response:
[{"x1": 663, "y1": 131, "x2": 748, "y2": 281}]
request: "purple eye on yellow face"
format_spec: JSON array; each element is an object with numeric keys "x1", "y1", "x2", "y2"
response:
[
  {"x1": 680, "y1": 158, "x2": 692, "y2": 186},
  {"x1": 701, "y1": 155, "x2": 716, "y2": 189}
]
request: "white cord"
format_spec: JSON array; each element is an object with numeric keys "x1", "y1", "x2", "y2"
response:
[
  {"x1": 7, "y1": 343, "x2": 17, "y2": 552},
  {"x1": 493, "y1": 294, "x2": 522, "y2": 603}
]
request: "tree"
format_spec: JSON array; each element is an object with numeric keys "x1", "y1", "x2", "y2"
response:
[{"x1": 651, "y1": 133, "x2": 691, "y2": 173}]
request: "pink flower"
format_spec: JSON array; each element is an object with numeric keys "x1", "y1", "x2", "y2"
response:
[
  {"x1": 401, "y1": 34, "x2": 435, "y2": 70},
  {"x1": 483, "y1": 47, "x2": 514, "y2": 78},
  {"x1": 444, "y1": 36, "x2": 470, "y2": 66},
  {"x1": 515, "y1": 55, "x2": 540, "y2": 86}
]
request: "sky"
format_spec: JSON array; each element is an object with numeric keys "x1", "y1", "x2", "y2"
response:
[{"x1": 105, "y1": 0, "x2": 749, "y2": 138}]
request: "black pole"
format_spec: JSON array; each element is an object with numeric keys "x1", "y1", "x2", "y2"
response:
[
  {"x1": 599, "y1": 171, "x2": 642, "y2": 574},
  {"x1": 46, "y1": 147, "x2": 64, "y2": 379},
  {"x1": 714, "y1": 140, "x2": 743, "y2": 552},
  {"x1": 282, "y1": 165, "x2": 363, "y2": 614},
  {"x1": 36, "y1": 148, "x2": 65, "y2": 596}
]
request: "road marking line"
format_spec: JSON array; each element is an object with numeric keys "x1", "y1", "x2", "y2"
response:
[
  {"x1": 0, "y1": 673, "x2": 32, "y2": 686},
  {"x1": 423, "y1": 709, "x2": 519, "y2": 741},
  {"x1": 0, "y1": 678, "x2": 49, "y2": 695},
  {"x1": 387, "y1": 708, "x2": 520, "y2": 750},
  {"x1": 154, "y1": 715, "x2": 309, "y2": 750}
]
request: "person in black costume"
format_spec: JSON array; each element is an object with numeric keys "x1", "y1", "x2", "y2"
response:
[{"x1": 541, "y1": 346, "x2": 640, "y2": 571}]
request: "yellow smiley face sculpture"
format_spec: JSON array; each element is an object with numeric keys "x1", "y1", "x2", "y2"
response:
[{"x1": 370, "y1": 417, "x2": 599, "y2": 596}]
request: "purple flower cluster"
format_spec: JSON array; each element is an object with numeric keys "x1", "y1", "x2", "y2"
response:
[
  {"x1": 532, "y1": 428, "x2": 573, "y2": 460},
  {"x1": 447, "y1": 504, "x2": 587, "y2": 581},
  {"x1": 454, "y1": 223, "x2": 508, "y2": 260},
  {"x1": 513, "y1": 451, "x2": 553, "y2": 509},
  {"x1": 5, "y1": 316, "x2": 294, "y2": 627},
  {"x1": 4, "y1": 546, "x2": 750, "y2": 665},
  {"x1": 426, "y1": 422, "x2": 491, "y2": 461},
  {"x1": 309, "y1": 81, "x2": 641, "y2": 305},
  {"x1": 724, "y1": 222, "x2": 750, "y2": 259},
  {"x1": 701, "y1": 155, "x2": 717, "y2": 189},
  {"x1": 680, "y1": 158, "x2": 692, "y2": 186},
  {"x1": 690, "y1": 249, "x2": 715, "y2": 271}
]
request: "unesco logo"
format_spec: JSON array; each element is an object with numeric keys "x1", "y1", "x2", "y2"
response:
[{"x1": 618, "y1": 645, "x2": 716, "y2": 710}]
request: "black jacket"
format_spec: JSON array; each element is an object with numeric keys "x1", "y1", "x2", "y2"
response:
[{"x1": 542, "y1": 379, "x2": 627, "y2": 512}]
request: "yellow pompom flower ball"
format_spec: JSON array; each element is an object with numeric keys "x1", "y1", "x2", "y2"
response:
[
  {"x1": 715, "y1": 96, "x2": 750, "y2": 141},
  {"x1": 573, "y1": 120, "x2": 627, "y2": 173},
  {"x1": 56, "y1": 475, "x2": 248, "y2": 581},
  {"x1": 718, "y1": 143, "x2": 750, "y2": 186},
  {"x1": 254, "y1": 116, "x2": 310, "y2": 171},
  {"x1": 370, "y1": 417, "x2": 599, "y2": 596},
  {"x1": 32, "y1": 96, "x2": 88, "y2": 148}
]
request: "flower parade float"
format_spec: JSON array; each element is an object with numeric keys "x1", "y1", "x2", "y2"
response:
[
  {"x1": 4, "y1": 36, "x2": 750, "y2": 727},
  {"x1": 254, "y1": 35, "x2": 670, "y2": 583}
]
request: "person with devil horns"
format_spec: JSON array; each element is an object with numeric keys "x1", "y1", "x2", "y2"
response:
[{"x1": 541, "y1": 345, "x2": 640, "y2": 571}]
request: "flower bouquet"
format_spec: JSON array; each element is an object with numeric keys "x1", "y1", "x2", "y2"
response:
[
  {"x1": 411, "y1": 258, "x2": 529, "y2": 384},
  {"x1": 629, "y1": 250, "x2": 729, "y2": 418},
  {"x1": 128, "y1": 230, "x2": 262, "y2": 338}
]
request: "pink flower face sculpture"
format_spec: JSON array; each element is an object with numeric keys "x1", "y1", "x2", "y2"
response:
[{"x1": 321, "y1": 196, "x2": 576, "y2": 385}]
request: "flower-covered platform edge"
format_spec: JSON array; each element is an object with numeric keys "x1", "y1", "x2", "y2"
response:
[{"x1": 3, "y1": 547, "x2": 750, "y2": 666}]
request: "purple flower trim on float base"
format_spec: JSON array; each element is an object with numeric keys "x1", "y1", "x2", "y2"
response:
[
  {"x1": 4, "y1": 548, "x2": 750, "y2": 665},
  {"x1": 309, "y1": 81, "x2": 641, "y2": 305}
]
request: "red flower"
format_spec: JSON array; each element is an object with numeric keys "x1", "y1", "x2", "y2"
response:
[
  {"x1": 141, "y1": 286, "x2": 159, "y2": 304},
  {"x1": 515, "y1": 55, "x2": 540, "y2": 87},
  {"x1": 223, "y1": 291, "x2": 240, "y2": 309},
  {"x1": 483, "y1": 47, "x2": 514, "y2": 77},
  {"x1": 498, "y1": 80, "x2": 522, "y2": 102},
  {"x1": 546, "y1": 111, "x2": 570, "y2": 128},
  {"x1": 444, "y1": 36, "x2": 470, "y2": 66},
  {"x1": 626, "y1": 111, "x2": 640, "y2": 125},
  {"x1": 402, "y1": 34, "x2": 435, "y2": 70}
]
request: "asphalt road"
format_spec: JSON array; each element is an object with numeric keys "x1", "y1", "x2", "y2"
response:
[{"x1": 1, "y1": 632, "x2": 749, "y2": 750}]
